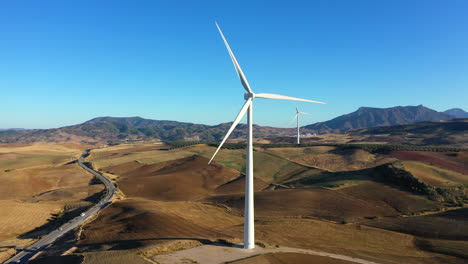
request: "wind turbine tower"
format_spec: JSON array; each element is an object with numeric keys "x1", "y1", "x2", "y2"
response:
[
  {"x1": 209, "y1": 22, "x2": 325, "y2": 249},
  {"x1": 292, "y1": 106, "x2": 313, "y2": 144}
]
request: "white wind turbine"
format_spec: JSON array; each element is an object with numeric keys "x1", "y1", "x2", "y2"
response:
[
  {"x1": 208, "y1": 22, "x2": 325, "y2": 249},
  {"x1": 291, "y1": 106, "x2": 313, "y2": 144}
]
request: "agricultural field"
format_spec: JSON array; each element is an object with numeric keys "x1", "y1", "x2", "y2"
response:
[
  {"x1": 52, "y1": 142, "x2": 465, "y2": 264},
  {"x1": 3, "y1": 142, "x2": 467, "y2": 263},
  {"x1": 390, "y1": 151, "x2": 468, "y2": 175},
  {"x1": 0, "y1": 143, "x2": 103, "y2": 263},
  {"x1": 365, "y1": 208, "x2": 468, "y2": 240},
  {"x1": 229, "y1": 252, "x2": 358, "y2": 264},
  {"x1": 399, "y1": 160, "x2": 468, "y2": 187},
  {"x1": 261, "y1": 146, "x2": 395, "y2": 172}
]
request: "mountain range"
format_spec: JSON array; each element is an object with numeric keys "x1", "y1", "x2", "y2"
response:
[
  {"x1": 0, "y1": 105, "x2": 466, "y2": 144},
  {"x1": 303, "y1": 105, "x2": 458, "y2": 134},
  {"x1": 444, "y1": 108, "x2": 468, "y2": 118}
]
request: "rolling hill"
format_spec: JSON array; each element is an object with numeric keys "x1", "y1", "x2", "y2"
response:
[
  {"x1": 0, "y1": 117, "x2": 296, "y2": 143},
  {"x1": 0, "y1": 105, "x2": 463, "y2": 144},
  {"x1": 303, "y1": 105, "x2": 453, "y2": 134},
  {"x1": 444, "y1": 108, "x2": 468, "y2": 118},
  {"x1": 348, "y1": 118, "x2": 468, "y2": 146}
]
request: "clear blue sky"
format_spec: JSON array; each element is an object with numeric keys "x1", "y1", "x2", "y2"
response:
[{"x1": 1, "y1": 0, "x2": 467, "y2": 129}]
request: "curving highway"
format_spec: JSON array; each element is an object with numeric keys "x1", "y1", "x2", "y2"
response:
[{"x1": 5, "y1": 149, "x2": 115, "y2": 264}]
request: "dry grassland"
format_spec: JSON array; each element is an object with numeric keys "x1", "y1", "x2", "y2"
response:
[
  {"x1": 205, "y1": 188, "x2": 394, "y2": 222},
  {"x1": 91, "y1": 144, "x2": 312, "y2": 184},
  {"x1": 391, "y1": 151, "x2": 468, "y2": 175},
  {"x1": 0, "y1": 200, "x2": 63, "y2": 240},
  {"x1": 78, "y1": 198, "x2": 241, "y2": 247},
  {"x1": 229, "y1": 252, "x2": 358, "y2": 264},
  {"x1": 401, "y1": 161, "x2": 468, "y2": 187},
  {"x1": 76, "y1": 143, "x2": 466, "y2": 263},
  {"x1": 0, "y1": 142, "x2": 103, "y2": 261},
  {"x1": 251, "y1": 219, "x2": 460, "y2": 264},
  {"x1": 81, "y1": 250, "x2": 150, "y2": 264},
  {"x1": 112, "y1": 155, "x2": 241, "y2": 201},
  {"x1": 338, "y1": 181, "x2": 441, "y2": 215},
  {"x1": 0, "y1": 163, "x2": 103, "y2": 200},
  {"x1": 365, "y1": 208, "x2": 468, "y2": 240},
  {"x1": 263, "y1": 147, "x2": 394, "y2": 172}
]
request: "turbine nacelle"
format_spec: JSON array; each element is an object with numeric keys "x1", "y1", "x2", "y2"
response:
[{"x1": 244, "y1": 92, "x2": 255, "y2": 100}]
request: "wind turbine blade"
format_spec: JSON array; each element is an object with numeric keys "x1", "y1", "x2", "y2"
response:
[
  {"x1": 215, "y1": 22, "x2": 253, "y2": 94},
  {"x1": 295, "y1": 105, "x2": 299, "y2": 113},
  {"x1": 208, "y1": 98, "x2": 252, "y2": 164},
  {"x1": 288, "y1": 113, "x2": 299, "y2": 126},
  {"x1": 299, "y1": 112, "x2": 313, "y2": 116},
  {"x1": 255, "y1": 93, "x2": 326, "y2": 104}
]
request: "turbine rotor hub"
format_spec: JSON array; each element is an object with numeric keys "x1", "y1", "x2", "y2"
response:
[{"x1": 244, "y1": 92, "x2": 255, "y2": 100}]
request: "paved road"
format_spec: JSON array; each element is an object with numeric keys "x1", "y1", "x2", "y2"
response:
[{"x1": 5, "y1": 149, "x2": 115, "y2": 264}]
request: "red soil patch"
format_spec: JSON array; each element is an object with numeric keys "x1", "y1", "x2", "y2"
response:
[{"x1": 391, "y1": 151, "x2": 468, "y2": 174}]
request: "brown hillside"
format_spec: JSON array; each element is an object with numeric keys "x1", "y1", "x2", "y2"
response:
[
  {"x1": 391, "y1": 151, "x2": 468, "y2": 175},
  {"x1": 215, "y1": 175, "x2": 269, "y2": 195},
  {"x1": 338, "y1": 181, "x2": 441, "y2": 214},
  {"x1": 77, "y1": 144, "x2": 465, "y2": 263},
  {"x1": 264, "y1": 147, "x2": 394, "y2": 172},
  {"x1": 115, "y1": 155, "x2": 241, "y2": 201},
  {"x1": 229, "y1": 252, "x2": 357, "y2": 264},
  {"x1": 0, "y1": 142, "x2": 103, "y2": 261},
  {"x1": 101, "y1": 160, "x2": 143, "y2": 176},
  {"x1": 204, "y1": 188, "x2": 395, "y2": 222},
  {"x1": 365, "y1": 208, "x2": 468, "y2": 240},
  {"x1": 0, "y1": 163, "x2": 102, "y2": 200},
  {"x1": 78, "y1": 199, "x2": 238, "y2": 247},
  {"x1": 0, "y1": 200, "x2": 63, "y2": 241}
]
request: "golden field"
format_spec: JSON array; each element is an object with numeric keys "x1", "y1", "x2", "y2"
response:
[
  {"x1": 67, "y1": 143, "x2": 468, "y2": 263},
  {"x1": 0, "y1": 143, "x2": 103, "y2": 263},
  {"x1": 2, "y1": 142, "x2": 467, "y2": 263}
]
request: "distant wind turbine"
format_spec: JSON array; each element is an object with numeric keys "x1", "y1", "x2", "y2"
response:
[
  {"x1": 291, "y1": 106, "x2": 313, "y2": 144},
  {"x1": 208, "y1": 22, "x2": 325, "y2": 249}
]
